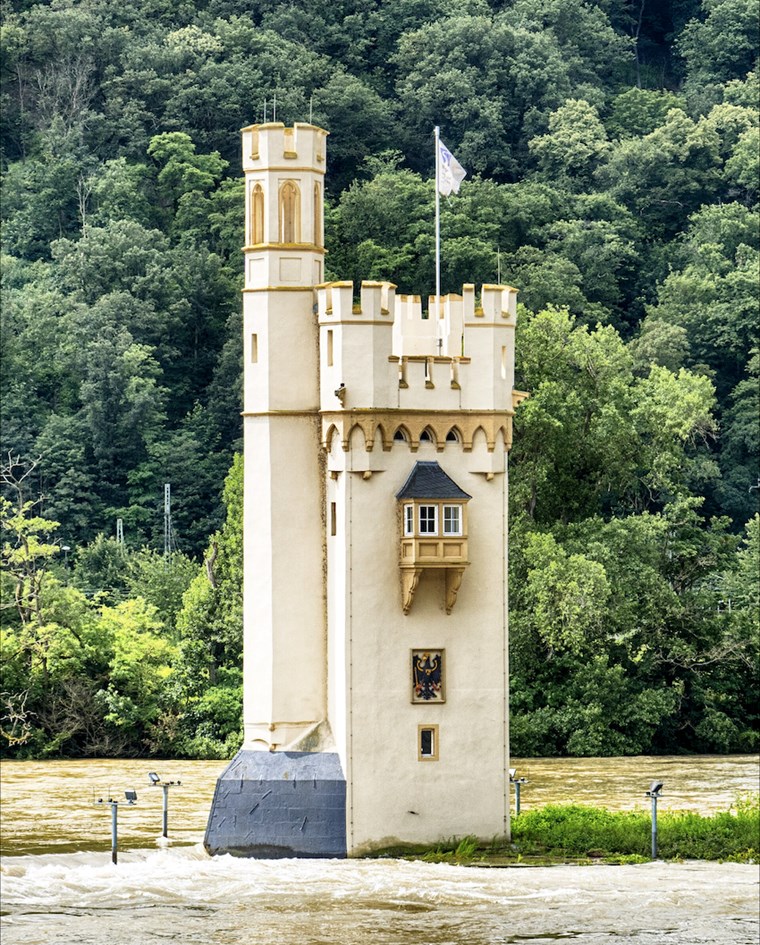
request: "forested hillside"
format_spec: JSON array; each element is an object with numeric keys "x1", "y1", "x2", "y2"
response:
[{"x1": 1, "y1": 0, "x2": 758, "y2": 759}]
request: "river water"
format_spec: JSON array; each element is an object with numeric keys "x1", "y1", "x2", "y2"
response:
[{"x1": 1, "y1": 756, "x2": 758, "y2": 945}]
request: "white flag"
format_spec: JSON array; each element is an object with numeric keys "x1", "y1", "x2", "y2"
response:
[{"x1": 437, "y1": 139, "x2": 467, "y2": 195}]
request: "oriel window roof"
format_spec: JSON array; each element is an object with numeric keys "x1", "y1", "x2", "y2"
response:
[{"x1": 396, "y1": 462, "x2": 471, "y2": 501}]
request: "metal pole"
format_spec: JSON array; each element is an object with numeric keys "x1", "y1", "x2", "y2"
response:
[
  {"x1": 111, "y1": 801, "x2": 118, "y2": 865},
  {"x1": 515, "y1": 780, "x2": 521, "y2": 816},
  {"x1": 651, "y1": 793, "x2": 658, "y2": 860},
  {"x1": 434, "y1": 125, "x2": 441, "y2": 319},
  {"x1": 162, "y1": 784, "x2": 169, "y2": 838},
  {"x1": 164, "y1": 483, "x2": 171, "y2": 564}
]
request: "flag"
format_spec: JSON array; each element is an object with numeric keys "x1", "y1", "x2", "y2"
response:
[{"x1": 437, "y1": 139, "x2": 467, "y2": 196}]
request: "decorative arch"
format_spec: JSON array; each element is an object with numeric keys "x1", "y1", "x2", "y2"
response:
[
  {"x1": 324, "y1": 423, "x2": 339, "y2": 452},
  {"x1": 279, "y1": 180, "x2": 301, "y2": 243},
  {"x1": 250, "y1": 183, "x2": 264, "y2": 244},
  {"x1": 446, "y1": 426, "x2": 462, "y2": 444},
  {"x1": 372, "y1": 422, "x2": 387, "y2": 452},
  {"x1": 393, "y1": 425, "x2": 410, "y2": 444},
  {"x1": 348, "y1": 422, "x2": 367, "y2": 451},
  {"x1": 419, "y1": 426, "x2": 438, "y2": 448},
  {"x1": 470, "y1": 425, "x2": 489, "y2": 453}
]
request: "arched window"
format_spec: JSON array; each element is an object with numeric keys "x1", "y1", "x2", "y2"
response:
[
  {"x1": 279, "y1": 181, "x2": 301, "y2": 243},
  {"x1": 251, "y1": 184, "x2": 264, "y2": 244},
  {"x1": 314, "y1": 183, "x2": 323, "y2": 247}
]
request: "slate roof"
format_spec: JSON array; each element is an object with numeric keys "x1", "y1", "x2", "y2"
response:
[{"x1": 396, "y1": 461, "x2": 471, "y2": 500}]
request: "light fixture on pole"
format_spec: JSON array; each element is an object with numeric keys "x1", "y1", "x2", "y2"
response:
[
  {"x1": 93, "y1": 790, "x2": 137, "y2": 864},
  {"x1": 645, "y1": 780, "x2": 664, "y2": 860},
  {"x1": 147, "y1": 773, "x2": 182, "y2": 839},
  {"x1": 509, "y1": 768, "x2": 528, "y2": 816}
]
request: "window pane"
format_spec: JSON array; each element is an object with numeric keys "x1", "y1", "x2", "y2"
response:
[
  {"x1": 420, "y1": 729, "x2": 433, "y2": 755},
  {"x1": 443, "y1": 505, "x2": 461, "y2": 535},
  {"x1": 404, "y1": 505, "x2": 414, "y2": 536},
  {"x1": 419, "y1": 505, "x2": 437, "y2": 534}
]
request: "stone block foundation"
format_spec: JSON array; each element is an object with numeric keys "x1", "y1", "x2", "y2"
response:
[{"x1": 204, "y1": 750, "x2": 347, "y2": 858}]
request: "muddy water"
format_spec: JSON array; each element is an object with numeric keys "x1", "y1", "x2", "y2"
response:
[
  {"x1": 1, "y1": 756, "x2": 758, "y2": 945},
  {"x1": 2, "y1": 755, "x2": 757, "y2": 856}
]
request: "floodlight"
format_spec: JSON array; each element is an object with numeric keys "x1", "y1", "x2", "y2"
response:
[
  {"x1": 509, "y1": 768, "x2": 517, "y2": 780},
  {"x1": 124, "y1": 790, "x2": 137, "y2": 803},
  {"x1": 648, "y1": 780, "x2": 664, "y2": 795},
  {"x1": 148, "y1": 772, "x2": 160, "y2": 784}
]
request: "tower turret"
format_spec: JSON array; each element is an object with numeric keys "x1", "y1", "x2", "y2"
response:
[{"x1": 206, "y1": 122, "x2": 347, "y2": 860}]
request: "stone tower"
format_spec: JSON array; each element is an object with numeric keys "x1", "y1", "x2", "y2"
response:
[{"x1": 205, "y1": 123, "x2": 525, "y2": 858}]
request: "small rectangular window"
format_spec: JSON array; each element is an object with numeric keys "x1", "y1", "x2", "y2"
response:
[
  {"x1": 501, "y1": 345, "x2": 507, "y2": 380},
  {"x1": 251, "y1": 333, "x2": 258, "y2": 363},
  {"x1": 404, "y1": 504, "x2": 414, "y2": 536},
  {"x1": 443, "y1": 505, "x2": 461, "y2": 536},
  {"x1": 327, "y1": 329, "x2": 334, "y2": 367},
  {"x1": 330, "y1": 502, "x2": 337, "y2": 537},
  {"x1": 418, "y1": 724, "x2": 439, "y2": 761},
  {"x1": 419, "y1": 505, "x2": 437, "y2": 535}
]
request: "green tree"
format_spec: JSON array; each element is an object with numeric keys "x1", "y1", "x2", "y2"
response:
[
  {"x1": 529, "y1": 99, "x2": 610, "y2": 187},
  {"x1": 599, "y1": 108, "x2": 722, "y2": 239},
  {"x1": 678, "y1": 0, "x2": 760, "y2": 109},
  {"x1": 169, "y1": 453, "x2": 243, "y2": 757}
]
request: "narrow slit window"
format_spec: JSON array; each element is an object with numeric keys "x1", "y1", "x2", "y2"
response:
[
  {"x1": 443, "y1": 505, "x2": 461, "y2": 536},
  {"x1": 314, "y1": 183, "x2": 323, "y2": 247},
  {"x1": 419, "y1": 505, "x2": 437, "y2": 535},
  {"x1": 279, "y1": 181, "x2": 301, "y2": 243},
  {"x1": 330, "y1": 502, "x2": 337, "y2": 537},
  {"x1": 251, "y1": 184, "x2": 264, "y2": 244},
  {"x1": 327, "y1": 329, "x2": 334, "y2": 367},
  {"x1": 251, "y1": 333, "x2": 258, "y2": 363},
  {"x1": 418, "y1": 725, "x2": 439, "y2": 761},
  {"x1": 501, "y1": 345, "x2": 507, "y2": 381}
]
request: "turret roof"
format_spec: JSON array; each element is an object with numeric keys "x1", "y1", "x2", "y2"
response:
[{"x1": 396, "y1": 462, "x2": 471, "y2": 500}]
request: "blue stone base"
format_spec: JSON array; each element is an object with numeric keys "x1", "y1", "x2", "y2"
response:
[{"x1": 204, "y1": 750, "x2": 347, "y2": 858}]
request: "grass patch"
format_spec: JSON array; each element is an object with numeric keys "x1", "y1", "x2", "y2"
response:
[
  {"x1": 511, "y1": 794, "x2": 759, "y2": 862},
  {"x1": 368, "y1": 794, "x2": 759, "y2": 865}
]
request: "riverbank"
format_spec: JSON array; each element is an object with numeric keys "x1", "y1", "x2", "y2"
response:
[{"x1": 374, "y1": 799, "x2": 760, "y2": 866}]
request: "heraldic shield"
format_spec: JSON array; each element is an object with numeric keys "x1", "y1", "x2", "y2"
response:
[{"x1": 411, "y1": 649, "x2": 445, "y2": 703}]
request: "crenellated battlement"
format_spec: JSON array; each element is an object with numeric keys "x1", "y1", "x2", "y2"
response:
[
  {"x1": 241, "y1": 122, "x2": 328, "y2": 172},
  {"x1": 317, "y1": 280, "x2": 518, "y2": 415}
]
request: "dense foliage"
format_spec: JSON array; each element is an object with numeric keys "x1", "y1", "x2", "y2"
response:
[{"x1": 1, "y1": 0, "x2": 758, "y2": 758}]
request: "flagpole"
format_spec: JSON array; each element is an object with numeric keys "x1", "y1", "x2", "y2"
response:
[{"x1": 434, "y1": 126, "x2": 441, "y2": 318}]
